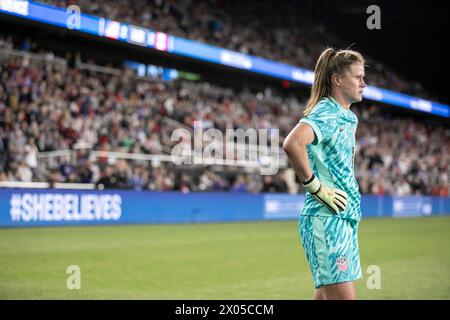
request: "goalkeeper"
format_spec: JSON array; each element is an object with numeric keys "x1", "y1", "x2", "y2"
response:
[{"x1": 283, "y1": 47, "x2": 366, "y2": 300}]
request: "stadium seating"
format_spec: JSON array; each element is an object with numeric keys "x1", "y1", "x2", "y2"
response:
[
  {"x1": 0, "y1": 40, "x2": 448, "y2": 196},
  {"x1": 39, "y1": 0, "x2": 433, "y2": 100}
]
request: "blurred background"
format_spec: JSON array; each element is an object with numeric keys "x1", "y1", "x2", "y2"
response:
[
  {"x1": 0, "y1": 0, "x2": 448, "y2": 195},
  {"x1": 0, "y1": 0, "x2": 449, "y2": 300}
]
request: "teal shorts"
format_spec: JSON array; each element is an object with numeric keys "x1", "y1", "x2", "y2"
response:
[{"x1": 298, "y1": 214, "x2": 362, "y2": 288}]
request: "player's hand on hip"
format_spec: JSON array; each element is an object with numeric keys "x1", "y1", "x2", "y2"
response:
[{"x1": 302, "y1": 174, "x2": 348, "y2": 215}]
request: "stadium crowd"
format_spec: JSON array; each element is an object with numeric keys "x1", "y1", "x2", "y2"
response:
[
  {"x1": 39, "y1": 0, "x2": 431, "y2": 100},
  {"x1": 0, "y1": 50, "x2": 448, "y2": 196}
]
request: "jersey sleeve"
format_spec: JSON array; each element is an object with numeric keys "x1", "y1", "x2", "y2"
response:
[{"x1": 299, "y1": 102, "x2": 339, "y2": 145}]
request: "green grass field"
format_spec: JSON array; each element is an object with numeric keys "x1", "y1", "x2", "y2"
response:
[{"x1": 0, "y1": 216, "x2": 449, "y2": 299}]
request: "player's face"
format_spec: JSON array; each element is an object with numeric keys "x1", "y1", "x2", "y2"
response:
[{"x1": 339, "y1": 62, "x2": 366, "y2": 103}]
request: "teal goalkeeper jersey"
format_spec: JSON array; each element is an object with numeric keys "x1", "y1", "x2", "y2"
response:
[{"x1": 299, "y1": 97, "x2": 361, "y2": 222}]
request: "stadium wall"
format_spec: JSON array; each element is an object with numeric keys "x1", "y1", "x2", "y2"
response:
[{"x1": 0, "y1": 189, "x2": 449, "y2": 227}]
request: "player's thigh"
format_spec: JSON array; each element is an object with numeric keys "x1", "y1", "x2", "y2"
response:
[
  {"x1": 324, "y1": 217, "x2": 362, "y2": 282},
  {"x1": 303, "y1": 215, "x2": 361, "y2": 286}
]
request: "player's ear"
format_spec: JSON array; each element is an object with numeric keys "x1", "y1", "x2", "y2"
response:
[{"x1": 331, "y1": 73, "x2": 340, "y2": 88}]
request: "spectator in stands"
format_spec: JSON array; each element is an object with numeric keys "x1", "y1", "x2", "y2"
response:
[
  {"x1": 0, "y1": 46, "x2": 448, "y2": 196},
  {"x1": 230, "y1": 175, "x2": 248, "y2": 192},
  {"x1": 96, "y1": 166, "x2": 119, "y2": 189},
  {"x1": 37, "y1": 0, "x2": 434, "y2": 100}
]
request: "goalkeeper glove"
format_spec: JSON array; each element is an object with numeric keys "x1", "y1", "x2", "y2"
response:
[{"x1": 302, "y1": 174, "x2": 348, "y2": 215}]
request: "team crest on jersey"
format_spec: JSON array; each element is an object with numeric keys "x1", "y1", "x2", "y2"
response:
[{"x1": 336, "y1": 255, "x2": 349, "y2": 272}]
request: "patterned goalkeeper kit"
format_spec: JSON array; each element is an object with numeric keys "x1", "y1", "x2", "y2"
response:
[{"x1": 298, "y1": 97, "x2": 362, "y2": 288}]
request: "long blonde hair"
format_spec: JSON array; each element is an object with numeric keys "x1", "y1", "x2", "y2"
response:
[{"x1": 303, "y1": 48, "x2": 365, "y2": 116}]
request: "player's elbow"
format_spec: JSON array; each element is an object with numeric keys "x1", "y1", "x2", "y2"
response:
[
  {"x1": 282, "y1": 137, "x2": 293, "y2": 154},
  {"x1": 283, "y1": 124, "x2": 314, "y2": 155},
  {"x1": 283, "y1": 135, "x2": 303, "y2": 155}
]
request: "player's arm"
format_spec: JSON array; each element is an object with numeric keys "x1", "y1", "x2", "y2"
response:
[
  {"x1": 283, "y1": 123, "x2": 315, "y2": 182},
  {"x1": 283, "y1": 123, "x2": 348, "y2": 214}
]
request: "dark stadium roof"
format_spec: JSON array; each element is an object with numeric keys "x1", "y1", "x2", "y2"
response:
[{"x1": 295, "y1": 0, "x2": 449, "y2": 104}]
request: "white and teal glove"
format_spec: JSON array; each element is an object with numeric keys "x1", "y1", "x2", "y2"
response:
[{"x1": 302, "y1": 174, "x2": 348, "y2": 214}]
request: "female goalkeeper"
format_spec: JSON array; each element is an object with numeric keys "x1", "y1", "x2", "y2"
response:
[{"x1": 283, "y1": 48, "x2": 366, "y2": 300}]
